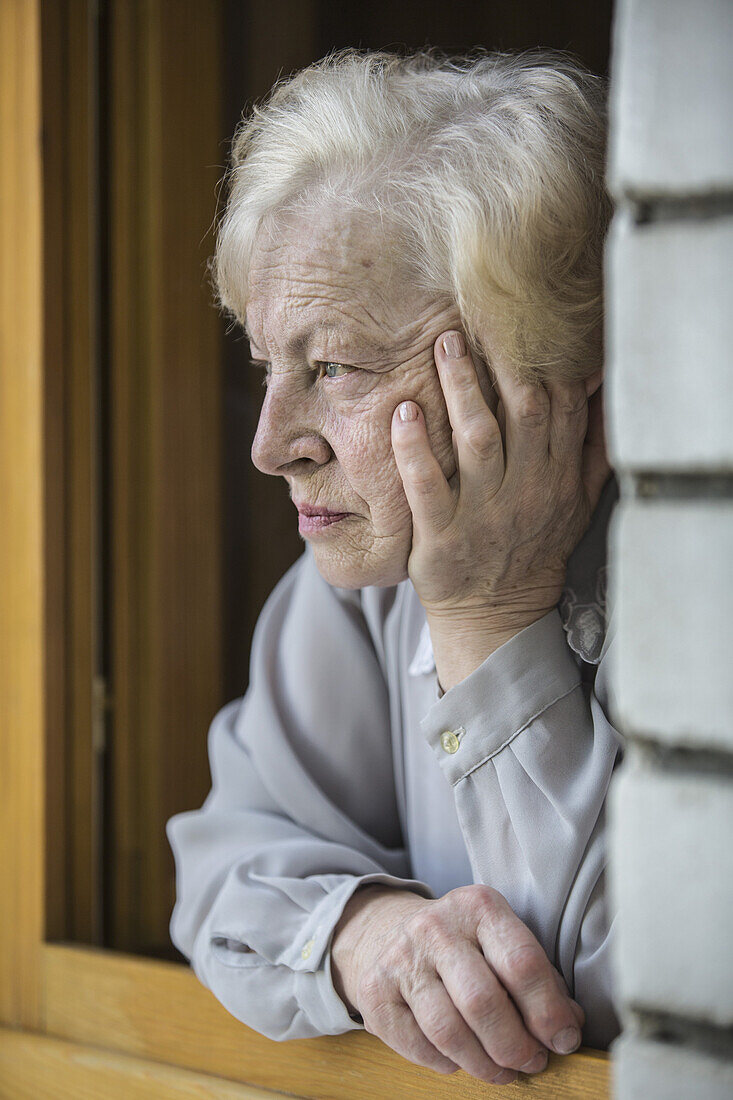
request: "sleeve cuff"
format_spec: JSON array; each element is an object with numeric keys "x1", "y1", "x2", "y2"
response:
[
  {"x1": 420, "y1": 609, "x2": 582, "y2": 785},
  {"x1": 290, "y1": 871, "x2": 437, "y2": 1034}
]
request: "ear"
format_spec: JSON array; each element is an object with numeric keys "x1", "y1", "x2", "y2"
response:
[{"x1": 584, "y1": 367, "x2": 604, "y2": 398}]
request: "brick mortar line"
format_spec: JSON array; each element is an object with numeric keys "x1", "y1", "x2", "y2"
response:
[
  {"x1": 623, "y1": 740, "x2": 733, "y2": 780},
  {"x1": 615, "y1": 194, "x2": 733, "y2": 223},
  {"x1": 622, "y1": 1008, "x2": 733, "y2": 1060},
  {"x1": 618, "y1": 473, "x2": 733, "y2": 501}
]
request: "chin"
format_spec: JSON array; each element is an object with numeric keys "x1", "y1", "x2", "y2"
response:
[{"x1": 310, "y1": 544, "x2": 410, "y2": 590}]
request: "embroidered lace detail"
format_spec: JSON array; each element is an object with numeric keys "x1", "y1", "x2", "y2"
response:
[{"x1": 558, "y1": 565, "x2": 609, "y2": 665}]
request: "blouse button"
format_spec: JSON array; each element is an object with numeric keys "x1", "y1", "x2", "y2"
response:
[
  {"x1": 440, "y1": 730, "x2": 461, "y2": 754},
  {"x1": 301, "y1": 938, "x2": 315, "y2": 960}
]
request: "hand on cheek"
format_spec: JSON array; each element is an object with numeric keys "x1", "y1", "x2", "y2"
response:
[{"x1": 390, "y1": 329, "x2": 611, "y2": 690}]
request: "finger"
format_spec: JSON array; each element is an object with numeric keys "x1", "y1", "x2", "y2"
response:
[
  {"x1": 407, "y1": 974, "x2": 512, "y2": 1084},
  {"x1": 545, "y1": 377, "x2": 589, "y2": 472},
  {"x1": 491, "y1": 366, "x2": 551, "y2": 475},
  {"x1": 391, "y1": 401, "x2": 454, "y2": 532},
  {"x1": 570, "y1": 999, "x2": 586, "y2": 1029},
  {"x1": 551, "y1": 967, "x2": 586, "y2": 1030},
  {"x1": 437, "y1": 945, "x2": 547, "y2": 1076},
  {"x1": 433, "y1": 332, "x2": 504, "y2": 493},
  {"x1": 476, "y1": 895, "x2": 583, "y2": 1056},
  {"x1": 364, "y1": 996, "x2": 460, "y2": 1077},
  {"x1": 581, "y1": 385, "x2": 612, "y2": 511}
]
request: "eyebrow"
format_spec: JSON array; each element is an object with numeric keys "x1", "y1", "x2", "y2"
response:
[{"x1": 243, "y1": 317, "x2": 392, "y2": 358}]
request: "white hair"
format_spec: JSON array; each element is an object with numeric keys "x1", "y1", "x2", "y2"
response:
[{"x1": 213, "y1": 48, "x2": 611, "y2": 384}]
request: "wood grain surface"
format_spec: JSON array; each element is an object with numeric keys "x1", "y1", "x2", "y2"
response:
[
  {"x1": 0, "y1": 0, "x2": 45, "y2": 1033},
  {"x1": 0, "y1": 1029, "x2": 296, "y2": 1100},
  {"x1": 44, "y1": 944, "x2": 611, "y2": 1099}
]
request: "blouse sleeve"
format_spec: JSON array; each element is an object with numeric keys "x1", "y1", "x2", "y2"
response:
[
  {"x1": 419, "y1": 607, "x2": 624, "y2": 1050},
  {"x1": 166, "y1": 550, "x2": 435, "y2": 1041}
]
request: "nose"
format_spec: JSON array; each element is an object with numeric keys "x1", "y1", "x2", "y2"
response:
[{"x1": 251, "y1": 377, "x2": 332, "y2": 475}]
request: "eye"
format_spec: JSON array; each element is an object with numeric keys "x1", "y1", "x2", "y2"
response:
[{"x1": 319, "y1": 361, "x2": 355, "y2": 379}]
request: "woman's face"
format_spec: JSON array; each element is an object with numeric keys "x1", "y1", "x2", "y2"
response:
[{"x1": 246, "y1": 205, "x2": 486, "y2": 588}]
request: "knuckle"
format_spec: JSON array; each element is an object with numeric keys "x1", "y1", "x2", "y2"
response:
[
  {"x1": 503, "y1": 943, "x2": 549, "y2": 988},
  {"x1": 461, "y1": 982, "x2": 498, "y2": 1021},
  {"x1": 461, "y1": 416, "x2": 501, "y2": 460},
  {"x1": 473, "y1": 883, "x2": 503, "y2": 908},
  {"x1": 557, "y1": 391, "x2": 588, "y2": 418},
  {"x1": 408, "y1": 910, "x2": 447, "y2": 951},
  {"x1": 468, "y1": 884, "x2": 505, "y2": 926},
  {"x1": 428, "y1": 1018, "x2": 464, "y2": 1052},
  {"x1": 403, "y1": 457, "x2": 429, "y2": 483},
  {"x1": 517, "y1": 393, "x2": 550, "y2": 428},
  {"x1": 406, "y1": 463, "x2": 438, "y2": 496}
]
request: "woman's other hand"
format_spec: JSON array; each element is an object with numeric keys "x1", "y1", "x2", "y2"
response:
[
  {"x1": 391, "y1": 329, "x2": 611, "y2": 689},
  {"x1": 330, "y1": 883, "x2": 585, "y2": 1086}
]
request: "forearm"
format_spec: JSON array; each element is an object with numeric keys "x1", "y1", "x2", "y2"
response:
[
  {"x1": 420, "y1": 610, "x2": 622, "y2": 977},
  {"x1": 423, "y1": 575, "x2": 565, "y2": 690},
  {"x1": 167, "y1": 690, "x2": 437, "y2": 1041}
]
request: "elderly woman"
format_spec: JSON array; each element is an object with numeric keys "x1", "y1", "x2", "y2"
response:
[{"x1": 166, "y1": 48, "x2": 621, "y2": 1088}]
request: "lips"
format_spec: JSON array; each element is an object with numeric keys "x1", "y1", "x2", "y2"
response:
[{"x1": 294, "y1": 501, "x2": 351, "y2": 535}]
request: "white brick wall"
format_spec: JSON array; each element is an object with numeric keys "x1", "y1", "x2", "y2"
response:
[
  {"x1": 609, "y1": 0, "x2": 733, "y2": 195},
  {"x1": 607, "y1": 0, "x2": 733, "y2": 1095},
  {"x1": 607, "y1": 213, "x2": 733, "y2": 470},
  {"x1": 614, "y1": 1036, "x2": 733, "y2": 1100},
  {"x1": 610, "y1": 765, "x2": 733, "y2": 1023},
  {"x1": 611, "y1": 502, "x2": 733, "y2": 751}
]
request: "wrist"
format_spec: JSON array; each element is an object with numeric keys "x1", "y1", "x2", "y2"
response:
[
  {"x1": 331, "y1": 886, "x2": 424, "y2": 1014},
  {"x1": 426, "y1": 605, "x2": 553, "y2": 691}
]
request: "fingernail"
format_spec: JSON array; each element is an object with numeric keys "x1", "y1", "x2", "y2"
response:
[
  {"x1": 398, "y1": 401, "x2": 418, "y2": 422},
  {"x1": 442, "y1": 332, "x2": 466, "y2": 359},
  {"x1": 520, "y1": 1050, "x2": 548, "y2": 1074},
  {"x1": 491, "y1": 1069, "x2": 518, "y2": 1085},
  {"x1": 552, "y1": 1027, "x2": 581, "y2": 1055}
]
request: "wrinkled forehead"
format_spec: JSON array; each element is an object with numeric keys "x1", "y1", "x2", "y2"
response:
[{"x1": 245, "y1": 203, "x2": 415, "y2": 344}]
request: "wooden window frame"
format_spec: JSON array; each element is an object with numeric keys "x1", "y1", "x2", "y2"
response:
[{"x1": 0, "y1": 2, "x2": 611, "y2": 1095}]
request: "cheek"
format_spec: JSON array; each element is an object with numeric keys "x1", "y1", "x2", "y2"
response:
[
  {"x1": 334, "y1": 419, "x2": 401, "y2": 497},
  {"x1": 415, "y1": 382, "x2": 454, "y2": 476},
  {"x1": 325, "y1": 401, "x2": 410, "y2": 519}
]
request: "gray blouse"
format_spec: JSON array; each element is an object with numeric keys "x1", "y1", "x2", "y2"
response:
[{"x1": 166, "y1": 477, "x2": 622, "y2": 1051}]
